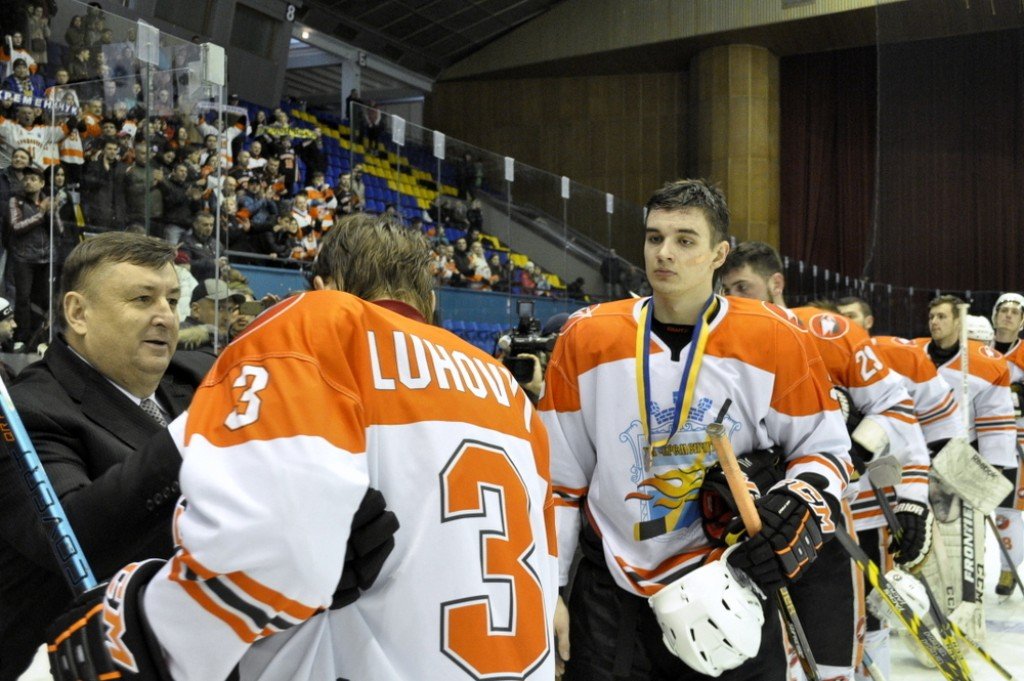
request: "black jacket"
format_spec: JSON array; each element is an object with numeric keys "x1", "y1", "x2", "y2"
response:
[{"x1": 0, "y1": 338, "x2": 214, "y2": 680}]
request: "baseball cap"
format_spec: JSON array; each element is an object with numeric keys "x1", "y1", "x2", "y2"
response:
[
  {"x1": 191, "y1": 278, "x2": 245, "y2": 305},
  {"x1": 0, "y1": 297, "x2": 12, "y2": 321}
]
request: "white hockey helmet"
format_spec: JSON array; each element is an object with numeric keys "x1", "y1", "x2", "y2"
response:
[
  {"x1": 965, "y1": 314, "x2": 994, "y2": 344},
  {"x1": 992, "y1": 292, "x2": 1024, "y2": 329},
  {"x1": 865, "y1": 568, "x2": 930, "y2": 629},
  {"x1": 648, "y1": 545, "x2": 765, "y2": 677}
]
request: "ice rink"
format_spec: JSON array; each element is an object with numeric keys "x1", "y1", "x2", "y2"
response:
[{"x1": 19, "y1": 531, "x2": 1024, "y2": 680}]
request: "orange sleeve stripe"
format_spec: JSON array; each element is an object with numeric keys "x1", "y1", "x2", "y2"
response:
[
  {"x1": 553, "y1": 485, "x2": 588, "y2": 497},
  {"x1": 553, "y1": 499, "x2": 580, "y2": 508},
  {"x1": 977, "y1": 414, "x2": 1016, "y2": 422},
  {"x1": 881, "y1": 410, "x2": 919, "y2": 425},
  {"x1": 789, "y1": 453, "x2": 848, "y2": 485},
  {"x1": 179, "y1": 551, "x2": 317, "y2": 621},
  {"x1": 170, "y1": 555, "x2": 259, "y2": 644}
]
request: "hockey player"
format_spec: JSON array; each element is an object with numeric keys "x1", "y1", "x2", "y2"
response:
[
  {"x1": 990, "y1": 293, "x2": 1024, "y2": 597},
  {"x1": 720, "y1": 243, "x2": 932, "y2": 681},
  {"x1": 47, "y1": 214, "x2": 560, "y2": 681},
  {"x1": 915, "y1": 295, "x2": 1016, "y2": 638},
  {"x1": 542, "y1": 180, "x2": 852, "y2": 680}
]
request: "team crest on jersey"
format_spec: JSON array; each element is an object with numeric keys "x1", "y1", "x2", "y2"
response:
[
  {"x1": 619, "y1": 398, "x2": 742, "y2": 542},
  {"x1": 761, "y1": 302, "x2": 805, "y2": 331},
  {"x1": 980, "y1": 346, "x2": 1002, "y2": 359},
  {"x1": 808, "y1": 313, "x2": 849, "y2": 340}
]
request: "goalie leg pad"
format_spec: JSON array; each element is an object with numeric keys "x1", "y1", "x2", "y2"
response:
[
  {"x1": 931, "y1": 438, "x2": 1012, "y2": 515},
  {"x1": 912, "y1": 504, "x2": 986, "y2": 627}
]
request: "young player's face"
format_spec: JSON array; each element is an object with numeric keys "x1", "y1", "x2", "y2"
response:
[
  {"x1": 994, "y1": 303, "x2": 1024, "y2": 335},
  {"x1": 928, "y1": 303, "x2": 959, "y2": 346},
  {"x1": 720, "y1": 264, "x2": 772, "y2": 302},
  {"x1": 644, "y1": 208, "x2": 727, "y2": 304},
  {"x1": 837, "y1": 303, "x2": 870, "y2": 331}
]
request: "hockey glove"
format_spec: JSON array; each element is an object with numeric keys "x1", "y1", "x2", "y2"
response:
[
  {"x1": 48, "y1": 559, "x2": 171, "y2": 681},
  {"x1": 699, "y1": 448, "x2": 785, "y2": 546},
  {"x1": 727, "y1": 478, "x2": 834, "y2": 592},
  {"x1": 890, "y1": 499, "x2": 932, "y2": 569},
  {"x1": 331, "y1": 487, "x2": 400, "y2": 609}
]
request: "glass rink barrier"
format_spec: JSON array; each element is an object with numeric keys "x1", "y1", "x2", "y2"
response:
[{"x1": 0, "y1": 0, "x2": 227, "y2": 352}]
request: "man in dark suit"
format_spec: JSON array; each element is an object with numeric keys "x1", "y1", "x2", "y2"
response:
[{"x1": 0, "y1": 232, "x2": 214, "y2": 680}]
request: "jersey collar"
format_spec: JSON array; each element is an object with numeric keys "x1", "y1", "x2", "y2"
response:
[{"x1": 372, "y1": 299, "x2": 427, "y2": 324}]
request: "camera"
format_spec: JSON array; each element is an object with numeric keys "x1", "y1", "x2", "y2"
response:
[{"x1": 500, "y1": 300, "x2": 559, "y2": 384}]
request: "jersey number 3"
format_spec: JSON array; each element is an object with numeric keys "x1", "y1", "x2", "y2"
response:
[{"x1": 439, "y1": 441, "x2": 549, "y2": 680}]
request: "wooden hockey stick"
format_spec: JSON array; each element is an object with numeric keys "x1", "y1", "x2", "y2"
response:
[
  {"x1": 0, "y1": 377, "x2": 95, "y2": 595},
  {"x1": 706, "y1": 423, "x2": 821, "y2": 681}
]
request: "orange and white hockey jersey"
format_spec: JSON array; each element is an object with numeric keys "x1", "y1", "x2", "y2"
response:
[
  {"x1": 791, "y1": 310, "x2": 930, "y2": 530},
  {"x1": 917, "y1": 338, "x2": 1017, "y2": 467},
  {"x1": 143, "y1": 291, "x2": 558, "y2": 681},
  {"x1": 872, "y1": 336, "x2": 963, "y2": 446},
  {"x1": 539, "y1": 296, "x2": 852, "y2": 596}
]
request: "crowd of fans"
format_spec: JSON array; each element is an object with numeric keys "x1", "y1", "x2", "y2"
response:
[{"x1": 0, "y1": 1, "x2": 588, "y2": 351}]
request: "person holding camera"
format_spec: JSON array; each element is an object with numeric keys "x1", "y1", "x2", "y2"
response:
[{"x1": 499, "y1": 306, "x2": 569, "y2": 403}]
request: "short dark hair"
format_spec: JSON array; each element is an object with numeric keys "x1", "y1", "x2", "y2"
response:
[
  {"x1": 60, "y1": 233, "x2": 175, "y2": 325},
  {"x1": 928, "y1": 294, "x2": 965, "y2": 312},
  {"x1": 313, "y1": 213, "x2": 434, "y2": 319},
  {"x1": 836, "y1": 296, "x2": 872, "y2": 318},
  {"x1": 644, "y1": 179, "x2": 730, "y2": 244},
  {"x1": 721, "y1": 240, "x2": 783, "y2": 279}
]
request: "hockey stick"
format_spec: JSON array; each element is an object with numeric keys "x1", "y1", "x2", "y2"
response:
[
  {"x1": 706, "y1": 423, "x2": 821, "y2": 681},
  {"x1": 0, "y1": 377, "x2": 96, "y2": 594},
  {"x1": 985, "y1": 514, "x2": 1024, "y2": 600},
  {"x1": 832, "y1": 525, "x2": 970, "y2": 681},
  {"x1": 865, "y1": 459, "x2": 974, "y2": 679},
  {"x1": 861, "y1": 651, "x2": 887, "y2": 681}
]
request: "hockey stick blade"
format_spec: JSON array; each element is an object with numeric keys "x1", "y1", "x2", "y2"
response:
[
  {"x1": 707, "y1": 423, "x2": 821, "y2": 681},
  {"x1": 832, "y1": 525, "x2": 968, "y2": 681},
  {"x1": 0, "y1": 378, "x2": 95, "y2": 594}
]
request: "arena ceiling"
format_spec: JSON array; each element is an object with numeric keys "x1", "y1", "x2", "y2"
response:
[{"x1": 297, "y1": 0, "x2": 570, "y2": 79}]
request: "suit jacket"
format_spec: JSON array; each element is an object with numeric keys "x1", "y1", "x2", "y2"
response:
[{"x1": 0, "y1": 337, "x2": 214, "y2": 680}]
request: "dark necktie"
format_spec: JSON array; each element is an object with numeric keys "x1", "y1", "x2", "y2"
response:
[{"x1": 140, "y1": 397, "x2": 168, "y2": 427}]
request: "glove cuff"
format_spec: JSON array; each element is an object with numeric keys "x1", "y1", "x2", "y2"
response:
[{"x1": 767, "y1": 477, "x2": 838, "y2": 539}]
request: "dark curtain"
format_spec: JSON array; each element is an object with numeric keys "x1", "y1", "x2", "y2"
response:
[
  {"x1": 874, "y1": 29, "x2": 1024, "y2": 291},
  {"x1": 780, "y1": 47, "x2": 877, "y2": 278},
  {"x1": 781, "y1": 30, "x2": 1024, "y2": 294}
]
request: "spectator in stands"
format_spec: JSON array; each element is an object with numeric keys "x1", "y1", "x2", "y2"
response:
[
  {"x1": 178, "y1": 278, "x2": 242, "y2": 352},
  {"x1": 3, "y1": 58, "x2": 43, "y2": 97},
  {"x1": 0, "y1": 147, "x2": 29, "y2": 230},
  {"x1": 534, "y1": 264, "x2": 552, "y2": 297},
  {"x1": 0, "y1": 102, "x2": 69, "y2": 170},
  {"x1": 0, "y1": 232, "x2": 213, "y2": 681},
  {"x1": 49, "y1": 164, "x2": 81, "y2": 266},
  {"x1": 623, "y1": 263, "x2": 647, "y2": 295},
  {"x1": 24, "y1": 5, "x2": 49, "y2": 71},
  {"x1": 265, "y1": 213, "x2": 301, "y2": 260},
  {"x1": 567, "y1": 276, "x2": 587, "y2": 301},
  {"x1": 159, "y1": 162, "x2": 195, "y2": 244},
  {"x1": 172, "y1": 250, "x2": 197, "y2": 322},
  {"x1": 450, "y1": 237, "x2": 474, "y2": 286},
  {"x1": 351, "y1": 163, "x2": 365, "y2": 208},
  {"x1": 467, "y1": 198, "x2": 483, "y2": 231},
  {"x1": 247, "y1": 138, "x2": 267, "y2": 170},
  {"x1": 44, "y1": 68, "x2": 78, "y2": 110},
  {"x1": 1, "y1": 31, "x2": 36, "y2": 78},
  {"x1": 600, "y1": 248, "x2": 623, "y2": 298},
  {"x1": 487, "y1": 253, "x2": 508, "y2": 291},
  {"x1": 363, "y1": 100, "x2": 383, "y2": 149},
  {"x1": 64, "y1": 14, "x2": 87, "y2": 55},
  {"x1": 519, "y1": 261, "x2": 538, "y2": 296},
  {"x1": 237, "y1": 179, "x2": 279, "y2": 251},
  {"x1": 67, "y1": 46, "x2": 93, "y2": 83},
  {"x1": 258, "y1": 154, "x2": 284, "y2": 195},
  {"x1": 467, "y1": 240, "x2": 490, "y2": 288},
  {"x1": 180, "y1": 211, "x2": 217, "y2": 279},
  {"x1": 8, "y1": 166, "x2": 53, "y2": 348},
  {"x1": 124, "y1": 141, "x2": 163, "y2": 232},
  {"x1": 82, "y1": 138, "x2": 126, "y2": 231}
]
